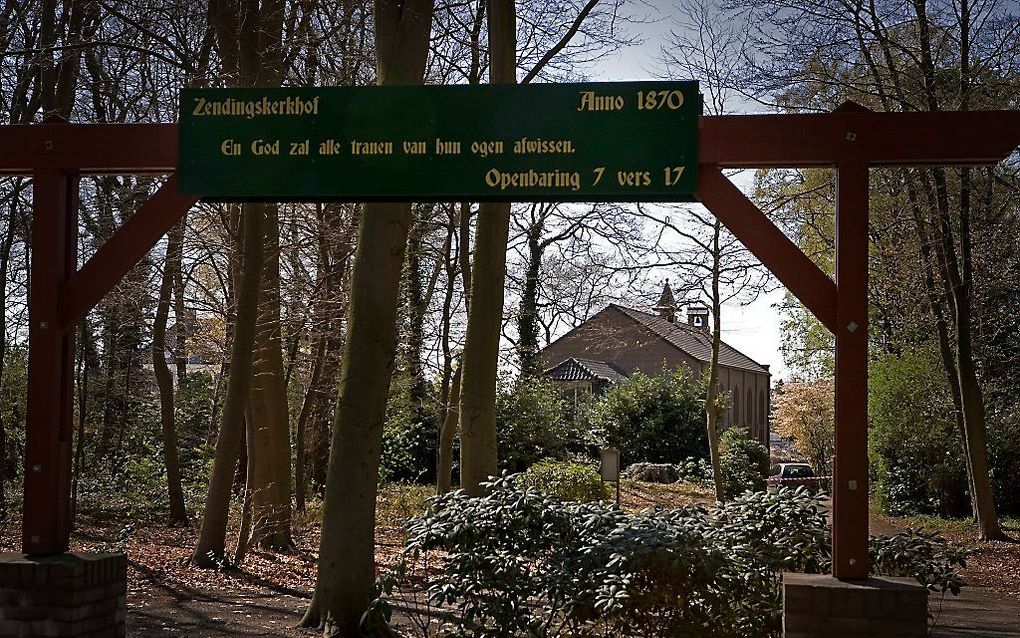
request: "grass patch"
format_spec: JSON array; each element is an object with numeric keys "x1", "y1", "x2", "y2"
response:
[
  {"x1": 896, "y1": 514, "x2": 1020, "y2": 536},
  {"x1": 620, "y1": 479, "x2": 715, "y2": 512}
]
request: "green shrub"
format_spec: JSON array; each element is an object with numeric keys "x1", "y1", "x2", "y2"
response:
[
  {"x1": 720, "y1": 428, "x2": 770, "y2": 498},
  {"x1": 516, "y1": 459, "x2": 607, "y2": 502},
  {"x1": 380, "y1": 374, "x2": 437, "y2": 483},
  {"x1": 496, "y1": 375, "x2": 579, "y2": 472},
  {"x1": 870, "y1": 528, "x2": 972, "y2": 596},
  {"x1": 677, "y1": 456, "x2": 713, "y2": 485},
  {"x1": 587, "y1": 366, "x2": 707, "y2": 466},
  {"x1": 986, "y1": 389, "x2": 1020, "y2": 516},
  {"x1": 869, "y1": 345, "x2": 968, "y2": 517},
  {"x1": 379, "y1": 478, "x2": 970, "y2": 637}
]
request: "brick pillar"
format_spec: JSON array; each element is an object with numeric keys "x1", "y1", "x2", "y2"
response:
[
  {"x1": 783, "y1": 573, "x2": 927, "y2": 638},
  {"x1": 0, "y1": 553, "x2": 126, "y2": 638}
]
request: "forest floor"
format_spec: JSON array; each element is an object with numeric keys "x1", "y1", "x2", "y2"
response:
[{"x1": 0, "y1": 482, "x2": 1017, "y2": 636}]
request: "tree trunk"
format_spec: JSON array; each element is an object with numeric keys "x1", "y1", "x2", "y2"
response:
[
  {"x1": 459, "y1": 0, "x2": 516, "y2": 496},
  {"x1": 300, "y1": 203, "x2": 413, "y2": 634},
  {"x1": 233, "y1": 459, "x2": 254, "y2": 566},
  {"x1": 437, "y1": 364, "x2": 462, "y2": 494},
  {"x1": 0, "y1": 193, "x2": 15, "y2": 518},
  {"x1": 301, "y1": 1, "x2": 433, "y2": 631},
  {"x1": 910, "y1": 0, "x2": 1002, "y2": 541},
  {"x1": 153, "y1": 220, "x2": 189, "y2": 525},
  {"x1": 436, "y1": 211, "x2": 459, "y2": 493},
  {"x1": 516, "y1": 211, "x2": 543, "y2": 376},
  {"x1": 294, "y1": 332, "x2": 326, "y2": 513},
  {"x1": 192, "y1": 202, "x2": 266, "y2": 567},
  {"x1": 71, "y1": 321, "x2": 90, "y2": 524},
  {"x1": 246, "y1": 203, "x2": 293, "y2": 549},
  {"x1": 705, "y1": 220, "x2": 725, "y2": 502},
  {"x1": 173, "y1": 218, "x2": 188, "y2": 381}
]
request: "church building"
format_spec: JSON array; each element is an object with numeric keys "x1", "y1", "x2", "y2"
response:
[{"x1": 540, "y1": 284, "x2": 771, "y2": 444}]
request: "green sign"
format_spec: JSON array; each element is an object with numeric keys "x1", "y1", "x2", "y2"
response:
[{"x1": 178, "y1": 81, "x2": 700, "y2": 202}]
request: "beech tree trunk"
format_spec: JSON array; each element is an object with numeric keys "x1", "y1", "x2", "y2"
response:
[
  {"x1": 191, "y1": 203, "x2": 266, "y2": 566},
  {"x1": 152, "y1": 220, "x2": 189, "y2": 525},
  {"x1": 301, "y1": 1, "x2": 433, "y2": 633},
  {"x1": 459, "y1": 0, "x2": 515, "y2": 497},
  {"x1": 193, "y1": 0, "x2": 284, "y2": 566},
  {"x1": 437, "y1": 364, "x2": 462, "y2": 494},
  {"x1": 246, "y1": 203, "x2": 293, "y2": 549}
]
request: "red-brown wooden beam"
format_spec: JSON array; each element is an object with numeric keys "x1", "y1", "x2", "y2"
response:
[
  {"x1": 23, "y1": 170, "x2": 78, "y2": 555},
  {"x1": 2, "y1": 110, "x2": 1017, "y2": 176},
  {"x1": 0, "y1": 123, "x2": 177, "y2": 174},
  {"x1": 700, "y1": 110, "x2": 1020, "y2": 168},
  {"x1": 695, "y1": 165, "x2": 837, "y2": 332},
  {"x1": 61, "y1": 176, "x2": 198, "y2": 331},
  {"x1": 831, "y1": 161, "x2": 871, "y2": 579}
]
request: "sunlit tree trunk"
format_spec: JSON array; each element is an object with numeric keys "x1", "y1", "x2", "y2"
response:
[
  {"x1": 192, "y1": 202, "x2": 265, "y2": 566},
  {"x1": 192, "y1": 0, "x2": 285, "y2": 566},
  {"x1": 459, "y1": 0, "x2": 515, "y2": 496},
  {"x1": 246, "y1": 203, "x2": 292, "y2": 549},
  {"x1": 301, "y1": 1, "x2": 433, "y2": 632},
  {"x1": 437, "y1": 365, "x2": 462, "y2": 494}
]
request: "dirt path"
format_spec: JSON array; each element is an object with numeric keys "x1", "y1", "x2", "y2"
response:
[
  {"x1": 128, "y1": 588, "x2": 310, "y2": 637},
  {"x1": 871, "y1": 508, "x2": 1020, "y2": 636},
  {"x1": 933, "y1": 587, "x2": 1020, "y2": 637}
]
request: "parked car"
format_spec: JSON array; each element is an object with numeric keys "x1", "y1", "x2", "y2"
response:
[{"x1": 767, "y1": 462, "x2": 828, "y2": 493}]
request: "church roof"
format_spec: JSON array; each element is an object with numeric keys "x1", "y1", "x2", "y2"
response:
[
  {"x1": 544, "y1": 357, "x2": 628, "y2": 383},
  {"x1": 610, "y1": 304, "x2": 769, "y2": 374}
]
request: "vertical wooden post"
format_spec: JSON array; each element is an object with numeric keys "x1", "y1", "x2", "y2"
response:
[
  {"x1": 832, "y1": 161, "x2": 869, "y2": 579},
  {"x1": 23, "y1": 169, "x2": 78, "y2": 555}
]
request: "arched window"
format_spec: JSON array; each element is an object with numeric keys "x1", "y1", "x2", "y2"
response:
[
  {"x1": 732, "y1": 385, "x2": 740, "y2": 427},
  {"x1": 759, "y1": 388, "x2": 767, "y2": 436},
  {"x1": 746, "y1": 387, "x2": 754, "y2": 432}
]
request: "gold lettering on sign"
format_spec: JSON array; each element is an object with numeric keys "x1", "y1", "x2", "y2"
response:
[
  {"x1": 484, "y1": 168, "x2": 581, "y2": 191},
  {"x1": 193, "y1": 96, "x2": 320, "y2": 119},
  {"x1": 512, "y1": 138, "x2": 575, "y2": 154},
  {"x1": 664, "y1": 166, "x2": 685, "y2": 186},
  {"x1": 470, "y1": 141, "x2": 504, "y2": 157},
  {"x1": 403, "y1": 141, "x2": 427, "y2": 154},
  {"x1": 351, "y1": 140, "x2": 393, "y2": 155},
  {"x1": 251, "y1": 139, "x2": 280, "y2": 155},
  {"x1": 616, "y1": 170, "x2": 651, "y2": 187},
  {"x1": 435, "y1": 139, "x2": 462, "y2": 155},
  {"x1": 577, "y1": 91, "x2": 624, "y2": 112},
  {"x1": 220, "y1": 139, "x2": 241, "y2": 156},
  {"x1": 319, "y1": 139, "x2": 342, "y2": 155}
]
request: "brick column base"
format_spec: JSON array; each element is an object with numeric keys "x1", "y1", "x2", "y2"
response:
[
  {"x1": 0, "y1": 552, "x2": 126, "y2": 638},
  {"x1": 783, "y1": 572, "x2": 927, "y2": 638}
]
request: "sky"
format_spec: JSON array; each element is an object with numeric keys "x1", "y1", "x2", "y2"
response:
[{"x1": 565, "y1": 2, "x2": 793, "y2": 381}]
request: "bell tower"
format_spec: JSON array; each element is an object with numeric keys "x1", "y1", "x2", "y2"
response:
[
  {"x1": 687, "y1": 304, "x2": 709, "y2": 330},
  {"x1": 653, "y1": 282, "x2": 677, "y2": 322}
]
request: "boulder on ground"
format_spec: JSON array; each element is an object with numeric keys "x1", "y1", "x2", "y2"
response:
[{"x1": 622, "y1": 462, "x2": 679, "y2": 483}]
